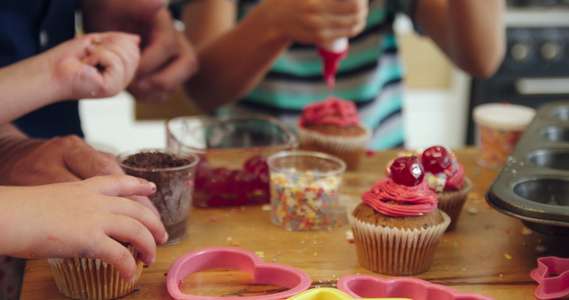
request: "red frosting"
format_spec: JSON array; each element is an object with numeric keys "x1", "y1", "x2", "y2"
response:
[
  {"x1": 318, "y1": 47, "x2": 348, "y2": 90},
  {"x1": 361, "y1": 177, "x2": 438, "y2": 217},
  {"x1": 423, "y1": 151, "x2": 465, "y2": 191},
  {"x1": 298, "y1": 96, "x2": 361, "y2": 127},
  {"x1": 443, "y1": 163, "x2": 465, "y2": 190}
]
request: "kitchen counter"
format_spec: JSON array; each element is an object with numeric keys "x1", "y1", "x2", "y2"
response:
[{"x1": 20, "y1": 147, "x2": 569, "y2": 299}]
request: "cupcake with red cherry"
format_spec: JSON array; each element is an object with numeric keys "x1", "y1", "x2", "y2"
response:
[
  {"x1": 348, "y1": 156, "x2": 450, "y2": 275},
  {"x1": 420, "y1": 146, "x2": 473, "y2": 231},
  {"x1": 297, "y1": 96, "x2": 371, "y2": 170}
]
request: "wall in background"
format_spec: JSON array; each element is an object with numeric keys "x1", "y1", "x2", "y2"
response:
[{"x1": 395, "y1": 14, "x2": 470, "y2": 150}]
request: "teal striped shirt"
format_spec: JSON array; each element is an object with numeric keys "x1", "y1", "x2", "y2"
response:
[{"x1": 219, "y1": 0, "x2": 409, "y2": 150}]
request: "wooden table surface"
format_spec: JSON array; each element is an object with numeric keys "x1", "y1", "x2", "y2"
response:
[{"x1": 20, "y1": 147, "x2": 569, "y2": 299}]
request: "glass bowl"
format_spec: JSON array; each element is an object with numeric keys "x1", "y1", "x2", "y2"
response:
[{"x1": 166, "y1": 114, "x2": 298, "y2": 207}]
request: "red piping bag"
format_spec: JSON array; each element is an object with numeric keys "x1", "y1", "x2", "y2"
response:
[{"x1": 317, "y1": 38, "x2": 349, "y2": 90}]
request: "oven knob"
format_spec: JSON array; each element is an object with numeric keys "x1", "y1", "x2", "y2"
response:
[
  {"x1": 540, "y1": 41, "x2": 561, "y2": 61},
  {"x1": 511, "y1": 42, "x2": 530, "y2": 61}
]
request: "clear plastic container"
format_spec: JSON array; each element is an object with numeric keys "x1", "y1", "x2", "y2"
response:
[
  {"x1": 166, "y1": 114, "x2": 298, "y2": 207},
  {"x1": 268, "y1": 150, "x2": 346, "y2": 231},
  {"x1": 116, "y1": 148, "x2": 199, "y2": 245},
  {"x1": 473, "y1": 103, "x2": 536, "y2": 169}
]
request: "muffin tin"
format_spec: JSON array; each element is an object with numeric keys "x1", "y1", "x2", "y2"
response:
[{"x1": 486, "y1": 101, "x2": 569, "y2": 235}]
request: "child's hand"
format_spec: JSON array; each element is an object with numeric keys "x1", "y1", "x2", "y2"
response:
[
  {"x1": 51, "y1": 32, "x2": 141, "y2": 100},
  {"x1": 0, "y1": 175, "x2": 168, "y2": 282},
  {"x1": 257, "y1": 0, "x2": 367, "y2": 45}
]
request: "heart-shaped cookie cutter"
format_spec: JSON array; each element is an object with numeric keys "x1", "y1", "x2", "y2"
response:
[
  {"x1": 337, "y1": 274, "x2": 495, "y2": 300},
  {"x1": 531, "y1": 256, "x2": 569, "y2": 300},
  {"x1": 166, "y1": 247, "x2": 312, "y2": 300},
  {"x1": 288, "y1": 287, "x2": 410, "y2": 300}
]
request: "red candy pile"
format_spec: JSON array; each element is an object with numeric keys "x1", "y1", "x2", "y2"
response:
[{"x1": 193, "y1": 155, "x2": 271, "y2": 207}]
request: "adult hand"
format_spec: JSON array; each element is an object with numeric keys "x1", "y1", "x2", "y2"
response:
[
  {"x1": 0, "y1": 175, "x2": 168, "y2": 282},
  {"x1": 0, "y1": 134, "x2": 160, "y2": 216},
  {"x1": 81, "y1": 0, "x2": 199, "y2": 103},
  {"x1": 6, "y1": 135, "x2": 122, "y2": 185},
  {"x1": 257, "y1": 0, "x2": 368, "y2": 45}
]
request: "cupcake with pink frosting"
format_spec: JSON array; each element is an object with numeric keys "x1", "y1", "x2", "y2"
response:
[
  {"x1": 385, "y1": 146, "x2": 473, "y2": 231},
  {"x1": 297, "y1": 96, "x2": 371, "y2": 170},
  {"x1": 420, "y1": 146, "x2": 473, "y2": 231},
  {"x1": 348, "y1": 156, "x2": 450, "y2": 275}
]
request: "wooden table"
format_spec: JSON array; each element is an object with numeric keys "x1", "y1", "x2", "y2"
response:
[{"x1": 20, "y1": 148, "x2": 569, "y2": 299}]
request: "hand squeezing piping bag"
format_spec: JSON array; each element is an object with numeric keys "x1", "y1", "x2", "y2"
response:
[{"x1": 317, "y1": 38, "x2": 349, "y2": 90}]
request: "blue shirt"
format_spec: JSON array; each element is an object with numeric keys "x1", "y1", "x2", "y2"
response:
[{"x1": 1, "y1": 0, "x2": 82, "y2": 138}]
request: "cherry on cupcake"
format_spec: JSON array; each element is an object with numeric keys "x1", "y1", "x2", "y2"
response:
[
  {"x1": 390, "y1": 156, "x2": 425, "y2": 186},
  {"x1": 422, "y1": 146, "x2": 451, "y2": 174}
]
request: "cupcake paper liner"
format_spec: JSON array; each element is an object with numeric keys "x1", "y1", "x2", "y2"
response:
[
  {"x1": 437, "y1": 177, "x2": 473, "y2": 231},
  {"x1": 297, "y1": 125, "x2": 372, "y2": 170},
  {"x1": 348, "y1": 210, "x2": 450, "y2": 275},
  {"x1": 48, "y1": 246, "x2": 143, "y2": 300}
]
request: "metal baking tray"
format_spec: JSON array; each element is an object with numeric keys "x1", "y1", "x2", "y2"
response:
[{"x1": 486, "y1": 101, "x2": 569, "y2": 235}]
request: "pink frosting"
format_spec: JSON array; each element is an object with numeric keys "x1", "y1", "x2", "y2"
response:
[
  {"x1": 424, "y1": 151, "x2": 465, "y2": 191},
  {"x1": 361, "y1": 177, "x2": 438, "y2": 217},
  {"x1": 443, "y1": 163, "x2": 465, "y2": 190},
  {"x1": 298, "y1": 96, "x2": 361, "y2": 127}
]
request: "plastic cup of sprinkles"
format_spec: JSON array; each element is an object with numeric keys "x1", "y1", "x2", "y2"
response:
[
  {"x1": 267, "y1": 151, "x2": 346, "y2": 231},
  {"x1": 473, "y1": 103, "x2": 535, "y2": 169}
]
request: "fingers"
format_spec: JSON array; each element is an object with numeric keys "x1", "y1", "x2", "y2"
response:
[
  {"x1": 81, "y1": 33, "x2": 141, "y2": 96},
  {"x1": 126, "y1": 195, "x2": 161, "y2": 219},
  {"x1": 87, "y1": 175, "x2": 162, "y2": 216},
  {"x1": 129, "y1": 10, "x2": 198, "y2": 102},
  {"x1": 94, "y1": 237, "x2": 140, "y2": 282},
  {"x1": 135, "y1": 9, "x2": 178, "y2": 76},
  {"x1": 318, "y1": 0, "x2": 368, "y2": 38},
  {"x1": 103, "y1": 212, "x2": 159, "y2": 266},
  {"x1": 86, "y1": 177, "x2": 168, "y2": 245},
  {"x1": 84, "y1": 175, "x2": 157, "y2": 197}
]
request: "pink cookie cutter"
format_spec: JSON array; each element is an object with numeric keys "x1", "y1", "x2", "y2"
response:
[
  {"x1": 166, "y1": 247, "x2": 312, "y2": 300},
  {"x1": 531, "y1": 256, "x2": 569, "y2": 300},
  {"x1": 337, "y1": 274, "x2": 495, "y2": 300}
]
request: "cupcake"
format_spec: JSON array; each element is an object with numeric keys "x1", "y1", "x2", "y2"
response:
[
  {"x1": 48, "y1": 244, "x2": 143, "y2": 300},
  {"x1": 348, "y1": 156, "x2": 450, "y2": 275},
  {"x1": 297, "y1": 96, "x2": 371, "y2": 170},
  {"x1": 420, "y1": 146, "x2": 473, "y2": 231}
]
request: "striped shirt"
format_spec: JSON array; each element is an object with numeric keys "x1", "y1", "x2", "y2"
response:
[{"x1": 218, "y1": 0, "x2": 411, "y2": 150}]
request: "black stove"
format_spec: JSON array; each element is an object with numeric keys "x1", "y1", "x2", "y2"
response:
[{"x1": 466, "y1": 4, "x2": 569, "y2": 144}]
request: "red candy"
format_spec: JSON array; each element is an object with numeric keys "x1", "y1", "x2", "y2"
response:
[
  {"x1": 243, "y1": 155, "x2": 269, "y2": 175},
  {"x1": 227, "y1": 170, "x2": 256, "y2": 194},
  {"x1": 421, "y1": 146, "x2": 451, "y2": 174},
  {"x1": 192, "y1": 154, "x2": 271, "y2": 207},
  {"x1": 390, "y1": 156, "x2": 424, "y2": 186}
]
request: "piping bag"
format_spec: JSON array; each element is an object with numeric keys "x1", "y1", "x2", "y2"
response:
[{"x1": 317, "y1": 37, "x2": 349, "y2": 90}]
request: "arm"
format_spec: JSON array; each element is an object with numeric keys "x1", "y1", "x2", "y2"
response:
[
  {"x1": 181, "y1": 0, "x2": 367, "y2": 112},
  {"x1": 0, "y1": 32, "x2": 140, "y2": 124},
  {"x1": 81, "y1": 0, "x2": 199, "y2": 103},
  {"x1": 0, "y1": 175, "x2": 168, "y2": 282},
  {"x1": 414, "y1": 0, "x2": 506, "y2": 78}
]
